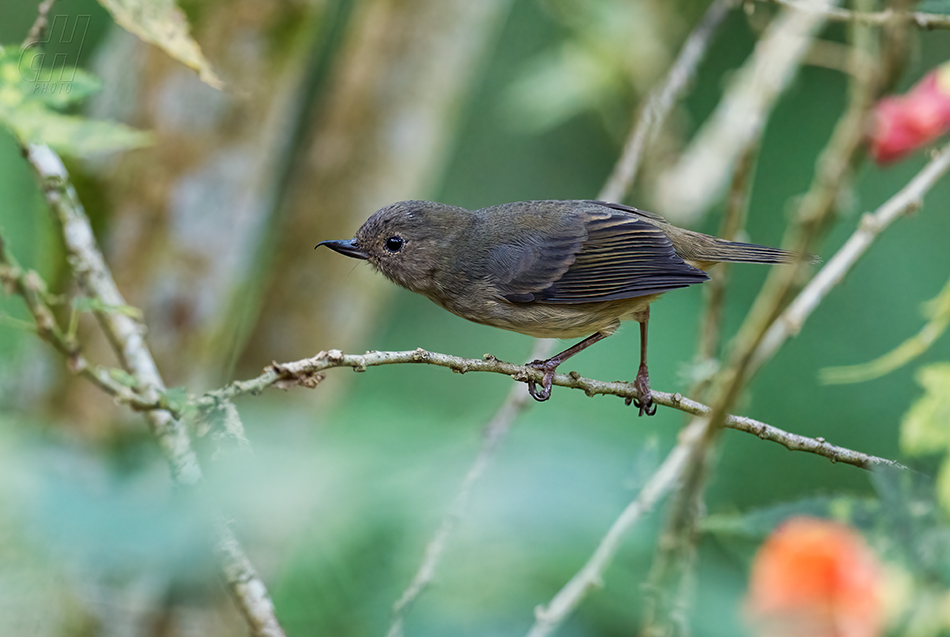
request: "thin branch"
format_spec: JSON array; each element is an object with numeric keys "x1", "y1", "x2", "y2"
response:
[
  {"x1": 216, "y1": 519, "x2": 287, "y2": 637},
  {"x1": 21, "y1": 144, "x2": 286, "y2": 637},
  {"x1": 820, "y1": 271, "x2": 950, "y2": 384},
  {"x1": 526, "y1": 416, "x2": 710, "y2": 637},
  {"x1": 0, "y1": 243, "x2": 154, "y2": 408},
  {"x1": 754, "y1": 144, "x2": 950, "y2": 371},
  {"x1": 28, "y1": 143, "x2": 202, "y2": 483},
  {"x1": 632, "y1": 13, "x2": 889, "y2": 633},
  {"x1": 599, "y1": 0, "x2": 737, "y2": 203},
  {"x1": 196, "y1": 348, "x2": 903, "y2": 471},
  {"x1": 525, "y1": 356, "x2": 902, "y2": 637},
  {"x1": 23, "y1": 0, "x2": 57, "y2": 47},
  {"x1": 655, "y1": 0, "x2": 838, "y2": 222},
  {"x1": 636, "y1": 6, "x2": 890, "y2": 628},
  {"x1": 765, "y1": 0, "x2": 950, "y2": 29},
  {"x1": 386, "y1": 340, "x2": 551, "y2": 637}
]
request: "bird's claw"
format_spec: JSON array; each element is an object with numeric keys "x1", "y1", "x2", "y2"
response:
[
  {"x1": 632, "y1": 363, "x2": 656, "y2": 417},
  {"x1": 526, "y1": 360, "x2": 556, "y2": 402},
  {"x1": 633, "y1": 396, "x2": 657, "y2": 417}
]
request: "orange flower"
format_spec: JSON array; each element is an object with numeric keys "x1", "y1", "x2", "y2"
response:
[
  {"x1": 870, "y1": 64, "x2": 950, "y2": 164},
  {"x1": 745, "y1": 517, "x2": 884, "y2": 637}
]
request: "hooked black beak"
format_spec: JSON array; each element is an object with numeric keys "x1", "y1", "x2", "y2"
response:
[{"x1": 316, "y1": 239, "x2": 369, "y2": 260}]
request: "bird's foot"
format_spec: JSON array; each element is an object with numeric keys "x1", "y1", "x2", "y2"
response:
[
  {"x1": 526, "y1": 359, "x2": 558, "y2": 402},
  {"x1": 632, "y1": 363, "x2": 656, "y2": 417}
]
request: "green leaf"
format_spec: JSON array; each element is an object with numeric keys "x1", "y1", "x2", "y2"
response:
[
  {"x1": 901, "y1": 363, "x2": 950, "y2": 456},
  {"x1": 0, "y1": 103, "x2": 152, "y2": 156},
  {"x1": 0, "y1": 45, "x2": 152, "y2": 156},
  {"x1": 1, "y1": 47, "x2": 102, "y2": 109},
  {"x1": 96, "y1": 0, "x2": 223, "y2": 89}
]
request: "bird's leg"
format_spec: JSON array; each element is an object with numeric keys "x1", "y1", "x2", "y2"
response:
[
  {"x1": 526, "y1": 332, "x2": 610, "y2": 402},
  {"x1": 631, "y1": 308, "x2": 657, "y2": 417}
]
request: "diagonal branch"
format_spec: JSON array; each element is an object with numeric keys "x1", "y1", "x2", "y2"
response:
[
  {"x1": 754, "y1": 144, "x2": 950, "y2": 370},
  {"x1": 385, "y1": 340, "x2": 550, "y2": 637},
  {"x1": 21, "y1": 143, "x2": 286, "y2": 637},
  {"x1": 28, "y1": 143, "x2": 202, "y2": 484},
  {"x1": 525, "y1": 416, "x2": 713, "y2": 637},
  {"x1": 599, "y1": 0, "x2": 737, "y2": 203},
  {"x1": 655, "y1": 0, "x2": 838, "y2": 221},
  {"x1": 0, "y1": 240, "x2": 144, "y2": 405},
  {"x1": 527, "y1": 3, "x2": 890, "y2": 633}
]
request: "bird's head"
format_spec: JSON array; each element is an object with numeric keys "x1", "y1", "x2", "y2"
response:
[{"x1": 317, "y1": 200, "x2": 473, "y2": 295}]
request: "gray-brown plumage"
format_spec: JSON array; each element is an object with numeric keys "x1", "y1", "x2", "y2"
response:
[{"x1": 318, "y1": 200, "x2": 804, "y2": 415}]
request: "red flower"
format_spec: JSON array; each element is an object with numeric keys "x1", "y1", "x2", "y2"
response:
[
  {"x1": 870, "y1": 64, "x2": 950, "y2": 164},
  {"x1": 745, "y1": 517, "x2": 884, "y2": 637}
]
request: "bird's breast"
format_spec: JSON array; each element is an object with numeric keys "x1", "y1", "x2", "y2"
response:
[{"x1": 434, "y1": 292, "x2": 659, "y2": 339}]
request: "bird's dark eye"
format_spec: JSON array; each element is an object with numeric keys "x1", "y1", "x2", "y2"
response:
[{"x1": 385, "y1": 236, "x2": 404, "y2": 253}]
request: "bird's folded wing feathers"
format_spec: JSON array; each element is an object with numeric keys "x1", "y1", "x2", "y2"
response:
[{"x1": 490, "y1": 209, "x2": 709, "y2": 304}]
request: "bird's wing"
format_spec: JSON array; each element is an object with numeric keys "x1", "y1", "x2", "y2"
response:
[
  {"x1": 490, "y1": 206, "x2": 709, "y2": 304},
  {"x1": 585, "y1": 200, "x2": 669, "y2": 223}
]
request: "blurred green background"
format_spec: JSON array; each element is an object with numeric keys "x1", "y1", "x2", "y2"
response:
[{"x1": 1, "y1": 0, "x2": 949, "y2": 635}]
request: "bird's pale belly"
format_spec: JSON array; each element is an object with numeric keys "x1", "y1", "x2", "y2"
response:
[{"x1": 439, "y1": 293, "x2": 660, "y2": 340}]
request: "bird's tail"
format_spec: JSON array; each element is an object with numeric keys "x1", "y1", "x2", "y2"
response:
[
  {"x1": 673, "y1": 229, "x2": 818, "y2": 266},
  {"x1": 695, "y1": 238, "x2": 805, "y2": 264}
]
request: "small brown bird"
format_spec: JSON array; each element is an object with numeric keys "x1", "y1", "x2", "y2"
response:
[{"x1": 318, "y1": 200, "x2": 802, "y2": 415}]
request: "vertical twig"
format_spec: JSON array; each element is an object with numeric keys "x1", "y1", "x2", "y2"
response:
[
  {"x1": 632, "y1": 16, "x2": 924, "y2": 631},
  {"x1": 692, "y1": 7, "x2": 875, "y2": 439}
]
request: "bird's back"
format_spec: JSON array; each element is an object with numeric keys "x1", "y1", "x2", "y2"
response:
[{"x1": 583, "y1": 201, "x2": 804, "y2": 270}]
